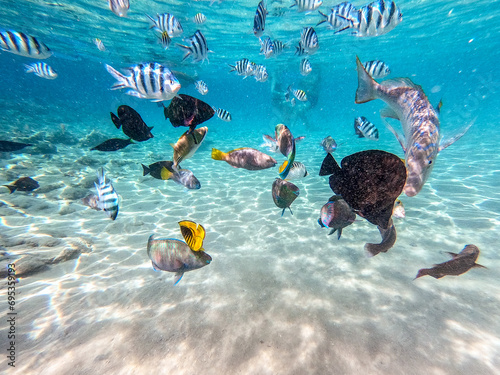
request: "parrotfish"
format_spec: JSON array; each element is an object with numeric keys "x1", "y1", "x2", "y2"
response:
[
  {"x1": 355, "y1": 56, "x2": 471, "y2": 197},
  {"x1": 272, "y1": 178, "x2": 300, "y2": 216},
  {"x1": 318, "y1": 195, "x2": 356, "y2": 239},
  {"x1": 415, "y1": 244, "x2": 486, "y2": 279},
  {"x1": 111, "y1": 105, "x2": 154, "y2": 142},
  {"x1": 211, "y1": 147, "x2": 277, "y2": 170}
]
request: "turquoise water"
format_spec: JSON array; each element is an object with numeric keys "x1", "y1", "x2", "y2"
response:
[{"x1": 1, "y1": 0, "x2": 499, "y2": 374}]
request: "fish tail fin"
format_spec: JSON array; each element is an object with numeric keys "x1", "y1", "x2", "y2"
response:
[
  {"x1": 227, "y1": 64, "x2": 236, "y2": 72},
  {"x1": 211, "y1": 148, "x2": 226, "y2": 161},
  {"x1": 473, "y1": 263, "x2": 487, "y2": 269},
  {"x1": 160, "y1": 167, "x2": 173, "y2": 180},
  {"x1": 176, "y1": 44, "x2": 192, "y2": 61},
  {"x1": 141, "y1": 164, "x2": 150, "y2": 176},
  {"x1": 4, "y1": 185, "x2": 16, "y2": 194},
  {"x1": 110, "y1": 112, "x2": 121, "y2": 129},
  {"x1": 24, "y1": 64, "x2": 34, "y2": 73},
  {"x1": 365, "y1": 223, "x2": 397, "y2": 257},
  {"x1": 414, "y1": 268, "x2": 432, "y2": 279},
  {"x1": 105, "y1": 64, "x2": 129, "y2": 90},
  {"x1": 288, "y1": 207, "x2": 293, "y2": 215},
  {"x1": 355, "y1": 56, "x2": 378, "y2": 104}
]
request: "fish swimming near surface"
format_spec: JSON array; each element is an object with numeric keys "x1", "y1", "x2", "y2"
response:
[
  {"x1": 0, "y1": 140, "x2": 32, "y2": 152},
  {"x1": 392, "y1": 199, "x2": 405, "y2": 218},
  {"x1": 110, "y1": 105, "x2": 154, "y2": 142},
  {"x1": 171, "y1": 126, "x2": 208, "y2": 167},
  {"x1": 0, "y1": 30, "x2": 52, "y2": 59},
  {"x1": 355, "y1": 56, "x2": 472, "y2": 197},
  {"x1": 91, "y1": 138, "x2": 133, "y2": 152},
  {"x1": 3, "y1": 177, "x2": 39, "y2": 194},
  {"x1": 147, "y1": 13, "x2": 183, "y2": 37},
  {"x1": 284, "y1": 161, "x2": 308, "y2": 180},
  {"x1": 318, "y1": 195, "x2": 356, "y2": 239},
  {"x1": 162, "y1": 94, "x2": 214, "y2": 135},
  {"x1": 194, "y1": 13, "x2": 207, "y2": 25},
  {"x1": 211, "y1": 147, "x2": 277, "y2": 170},
  {"x1": 253, "y1": 0, "x2": 268, "y2": 37},
  {"x1": 147, "y1": 233, "x2": 211, "y2": 285},
  {"x1": 108, "y1": 0, "x2": 129, "y2": 17},
  {"x1": 105, "y1": 62, "x2": 181, "y2": 102},
  {"x1": 213, "y1": 107, "x2": 232, "y2": 122},
  {"x1": 94, "y1": 168, "x2": 119, "y2": 220},
  {"x1": 195, "y1": 80, "x2": 208, "y2": 95},
  {"x1": 363, "y1": 60, "x2": 390, "y2": 79},
  {"x1": 24, "y1": 62, "x2": 57, "y2": 79},
  {"x1": 290, "y1": 0, "x2": 323, "y2": 12},
  {"x1": 177, "y1": 30, "x2": 212, "y2": 63},
  {"x1": 354, "y1": 116, "x2": 379, "y2": 140},
  {"x1": 272, "y1": 178, "x2": 300, "y2": 216},
  {"x1": 415, "y1": 244, "x2": 486, "y2": 279},
  {"x1": 320, "y1": 136, "x2": 337, "y2": 153}
]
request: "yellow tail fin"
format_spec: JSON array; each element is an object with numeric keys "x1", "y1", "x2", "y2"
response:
[{"x1": 211, "y1": 148, "x2": 226, "y2": 161}]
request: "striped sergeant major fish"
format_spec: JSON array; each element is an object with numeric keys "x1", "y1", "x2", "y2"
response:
[
  {"x1": 108, "y1": 0, "x2": 129, "y2": 17},
  {"x1": 94, "y1": 168, "x2": 119, "y2": 220},
  {"x1": 259, "y1": 37, "x2": 274, "y2": 58},
  {"x1": 24, "y1": 62, "x2": 57, "y2": 79},
  {"x1": 300, "y1": 27, "x2": 319, "y2": 54},
  {"x1": 290, "y1": 0, "x2": 322, "y2": 13},
  {"x1": 253, "y1": 0, "x2": 268, "y2": 37},
  {"x1": 194, "y1": 13, "x2": 207, "y2": 25},
  {"x1": 355, "y1": 56, "x2": 472, "y2": 197},
  {"x1": 287, "y1": 86, "x2": 307, "y2": 102},
  {"x1": 271, "y1": 40, "x2": 286, "y2": 56},
  {"x1": 317, "y1": 2, "x2": 357, "y2": 30},
  {"x1": 363, "y1": 60, "x2": 390, "y2": 78},
  {"x1": 0, "y1": 30, "x2": 52, "y2": 59},
  {"x1": 300, "y1": 58, "x2": 312, "y2": 76},
  {"x1": 177, "y1": 30, "x2": 212, "y2": 63},
  {"x1": 228, "y1": 58, "x2": 255, "y2": 77},
  {"x1": 105, "y1": 62, "x2": 181, "y2": 102},
  {"x1": 195, "y1": 80, "x2": 208, "y2": 95},
  {"x1": 146, "y1": 13, "x2": 183, "y2": 37},
  {"x1": 354, "y1": 116, "x2": 379, "y2": 140},
  {"x1": 253, "y1": 64, "x2": 268, "y2": 82},
  {"x1": 294, "y1": 41, "x2": 307, "y2": 56},
  {"x1": 212, "y1": 107, "x2": 232, "y2": 122}
]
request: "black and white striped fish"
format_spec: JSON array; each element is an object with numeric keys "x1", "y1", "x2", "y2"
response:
[
  {"x1": 288, "y1": 86, "x2": 307, "y2": 102},
  {"x1": 24, "y1": 62, "x2": 57, "y2": 79},
  {"x1": 177, "y1": 30, "x2": 212, "y2": 63},
  {"x1": 354, "y1": 116, "x2": 379, "y2": 140},
  {"x1": 108, "y1": 0, "x2": 129, "y2": 17},
  {"x1": 194, "y1": 13, "x2": 206, "y2": 24},
  {"x1": 363, "y1": 60, "x2": 390, "y2": 78},
  {"x1": 94, "y1": 168, "x2": 119, "y2": 220},
  {"x1": 253, "y1": 64, "x2": 268, "y2": 82},
  {"x1": 290, "y1": 0, "x2": 322, "y2": 13},
  {"x1": 272, "y1": 40, "x2": 286, "y2": 56},
  {"x1": 300, "y1": 27, "x2": 319, "y2": 54},
  {"x1": 195, "y1": 80, "x2": 208, "y2": 95},
  {"x1": 213, "y1": 107, "x2": 232, "y2": 122},
  {"x1": 158, "y1": 31, "x2": 171, "y2": 49},
  {"x1": 0, "y1": 30, "x2": 52, "y2": 59},
  {"x1": 259, "y1": 37, "x2": 274, "y2": 58},
  {"x1": 105, "y1": 62, "x2": 181, "y2": 102},
  {"x1": 300, "y1": 58, "x2": 312, "y2": 76},
  {"x1": 147, "y1": 13, "x2": 183, "y2": 37},
  {"x1": 228, "y1": 58, "x2": 255, "y2": 77},
  {"x1": 253, "y1": 0, "x2": 268, "y2": 37},
  {"x1": 317, "y1": 2, "x2": 357, "y2": 30},
  {"x1": 295, "y1": 41, "x2": 307, "y2": 56}
]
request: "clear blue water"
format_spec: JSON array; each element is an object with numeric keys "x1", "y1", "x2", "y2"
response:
[{"x1": 0, "y1": 1, "x2": 499, "y2": 374}]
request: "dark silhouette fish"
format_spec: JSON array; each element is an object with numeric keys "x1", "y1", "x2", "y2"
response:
[
  {"x1": 272, "y1": 178, "x2": 299, "y2": 216},
  {"x1": 415, "y1": 244, "x2": 486, "y2": 279},
  {"x1": 111, "y1": 105, "x2": 153, "y2": 142},
  {"x1": 318, "y1": 195, "x2": 356, "y2": 239},
  {"x1": 91, "y1": 138, "x2": 133, "y2": 151},
  {"x1": 142, "y1": 161, "x2": 175, "y2": 180},
  {"x1": 162, "y1": 94, "x2": 214, "y2": 135},
  {"x1": 4, "y1": 177, "x2": 39, "y2": 193},
  {"x1": 0, "y1": 140, "x2": 33, "y2": 152}
]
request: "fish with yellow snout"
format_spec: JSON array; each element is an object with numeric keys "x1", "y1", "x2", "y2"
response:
[
  {"x1": 147, "y1": 220, "x2": 211, "y2": 285},
  {"x1": 211, "y1": 147, "x2": 277, "y2": 170}
]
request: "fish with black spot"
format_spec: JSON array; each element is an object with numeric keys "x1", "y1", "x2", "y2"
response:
[
  {"x1": 91, "y1": 138, "x2": 133, "y2": 152},
  {"x1": 110, "y1": 105, "x2": 153, "y2": 142},
  {"x1": 3, "y1": 177, "x2": 39, "y2": 194}
]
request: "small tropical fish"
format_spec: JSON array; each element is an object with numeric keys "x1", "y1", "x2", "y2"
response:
[
  {"x1": 110, "y1": 105, "x2": 154, "y2": 142},
  {"x1": 3, "y1": 177, "x2": 39, "y2": 194},
  {"x1": 392, "y1": 199, "x2": 405, "y2": 218},
  {"x1": 147, "y1": 234, "x2": 211, "y2": 285},
  {"x1": 228, "y1": 58, "x2": 255, "y2": 77},
  {"x1": 142, "y1": 161, "x2": 176, "y2": 180},
  {"x1": 160, "y1": 166, "x2": 201, "y2": 189},
  {"x1": 213, "y1": 107, "x2": 232, "y2": 122},
  {"x1": 272, "y1": 6, "x2": 287, "y2": 17},
  {"x1": 94, "y1": 168, "x2": 119, "y2": 220},
  {"x1": 0, "y1": 140, "x2": 32, "y2": 152},
  {"x1": 171, "y1": 126, "x2": 208, "y2": 167},
  {"x1": 290, "y1": 87, "x2": 307, "y2": 102},
  {"x1": 178, "y1": 220, "x2": 206, "y2": 251},
  {"x1": 259, "y1": 37, "x2": 274, "y2": 58},
  {"x1": 253, "y1": 0, "x2": 268, "y2": 37},
  {"x1": 108, "y1": 0, "x2": 129, "y2": 17},
  {"x1": 294, "y1": 41, "x2": 306, "y2": 56},
  {"x1": 91, "y1": 138, "x2": 133, "y2": 152},
  {"x1": 147, "y1": 13, "x2": 183, "y2": 37},
  {"x1": 194, "y1": 13, "x2": 207, "y2": 25},
  {"x1": 195, "y1": 80, "x2": 208, "y2": 95},
  {"x1": 271, "y1": 40, "x2": 286, "y2": 56},
  {"x1": 415, "y1": 245, "x2": 486, "y2": 279},
  {"x1": 105, "y1": 62, "x2": 181, "y2": 102},
  {"x1": 163, "y1": 94, "x2": 214, "y2": 134},
  {"x1": 354, "y1": 116, "x2": 379, "y2": 140},
  {"x1": 177, "y1": 30, "x2": 212, "y2": 63},
  {"x1": 284, "y1": 162, "x2": 308, "y2": 180},
  {"x1": 0, "y1": 30, "x2": 52, "y2": 59},
  {"x1": 318, "y1": 195, "x2": 356, "y2": 239},
  {"x1": 272, "y1": 178, "x2": 299, "y2": 216},
  {"x1": 317, "y1": 2, "x2": 357, "y2": 31},
  {"x1": 253, "y1": 64, "x2": 268, "y2": 82},
  {"x1": 290, "y1": 0, "x2": 322, "y2": 12},
  {"x1": 211, "y1": 148, "x2": 277, "y2": 170},
  {"x1": 363, "y1": 60, "x2": 390, "y2": 79},
  {"x1": 320, "y1": 136, "x2": 337, "y2": 153},
  {"x1": 300, "y1": 58, "x2": 312, "y2": 76},
  {"x1": 94, "y1": 38, "x2": 106, "y2": 51},
  {"x1": 24, "y1": 62, "x2": 57, "y2": 79},
  {"x1": 300, "y1": 27, "x2": 318, "y2": 54}
]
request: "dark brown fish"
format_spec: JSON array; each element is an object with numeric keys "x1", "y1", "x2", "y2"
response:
[
  {"x1": 91, "y1": 138, "x2": 133, "y2": 151},
  {"x1": 365, "y1": 218, "x2": 397, "y2": 257},
  {"x1": 275, "y1": 123, "x2": 294, "y2": 157},
  {"x1": 0, "y1": 140, "x2": 33, "y2": 152},
  {"x1": 415, "y1": 244, "x2": 486, "y2": 279},
  {"x1": 318, "y1": 195, "x2": 356, "y2": 239},
  {"x1": 111, "y1": 105, "x2": 153, "y2": 142},
  {"x1": 163, "y1": 94, "x2": 214, "y2": 135},
  {"x1": 272, "y1": 178, "x2": 299, "y2": 216},
  {"x1": 4, "y1": 177, "x2": 39, "y2": 193}
]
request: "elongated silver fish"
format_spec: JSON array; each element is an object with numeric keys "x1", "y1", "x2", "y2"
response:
[
  {"x1": 253, "y1": 0, "x2": 268, "y2": 37},
  {"x1": 355, "y1": 56, "x2": 471, "y2": 197},
  {"x1": 94, "y1": 168, "x2": 119, "y2": 220},
  {"x1": 105, "y1": 62, "x2": 181, "y2": 102},
  {"x1": 363, "y1": 60, "x2": 390, "y2": 78},
  {"x1": 24, "y1": 62, "x2": 57, "y2": 79},
  {"x1": 177, "y1": 30, "x2": 212, "y2": 63},
  {"x1": 108, "y1": 0, "x2": 129, "y2": 17},
  {"x1": 0, "y1": 30, "x2": 52, "y2": 59},
  {"x1": 147, "y1": 13, "x2": 183, "y2": 37}
]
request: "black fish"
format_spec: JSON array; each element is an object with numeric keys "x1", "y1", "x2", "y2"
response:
[
  {"x1": 142, "y1": 161, "x2": 175, "y2": 180},
  {"x1": 110, "y1": 105, "x2": 154, "y2": 142},
  {"x1": 4, "y1": 177, "x2": 39, "y2": 194},
  {"x1": 0, "y1": 140, "x2": 33, "y2": 152},
  {"x1": 91, "y1": 138, "x2": 133, "y2": 152},
  {"x1": 162, "y1": 94, "x2": 214, "y2": 135}
]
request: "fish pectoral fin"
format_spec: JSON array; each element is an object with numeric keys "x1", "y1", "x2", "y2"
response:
[
  {"x1": 382, "y1": 118, "x2": 407, "y2": 152},
  {"x1": 173, "y1": 272, "x2": 184, "y2": 285},
  {"x1": 439, "y1": 119, "x2": 474, "y2": 151},
  {"x1": 380, "y1": 106, "x2": 400, "y2": 120},
  {"x1": 473, "y1": 263, "x2": 487, "y2": 269}
]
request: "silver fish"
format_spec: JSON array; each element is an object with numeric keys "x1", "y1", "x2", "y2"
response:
[
  {"x1": 259, "y1": 37, "x2": 274, "y2": 58},
  {"x1": 363, "y1": 60, "x2": 390, "y2": 78},
  {"x1": 94, "y1": 168, "x2": 119, "y2": 220},
  {"x1": 94, "y1": 38, "x2": 105, "y2": 51},
  {"x1": 300, "y1": 58, "x2": 312, "y2": 76},
  {"x1": 253, "y1": 64, "x2": 268, "y2": 82},
  {"x1": 108, "y1": 0, "x2": 129, "y2": 17},
  {"x1": 320, "y1": 136, "x2": 337, "y2": 153},
  {"x1": 195, "y1": 80, "x2": 208, "y2": 95},
  {"x1": 0, "y1": 30, "x2": 52, "y2": 59},
  {"x1": 354, "y1": 116, "x2": 379, "y2": 140},
  {"x1": 177, "y1": 30, "x2": 212, "y2": 63},
  {"x1": 317, "y1": 2, "x2": 357, "y2": 30},
  {"x1": 147, "y1": 13, "x2": 183, "y2": 37},
  {"x1": 253, "y1": 0, "x2": 268, "y2": 37},
  {"x1": 24, "y1": 62, "x2": 57, "y2": 79},
  {"x1": 290, "y1": 0, "x2": 322, "y2": 12},
  {"x1": 212, "y1": 107, "x2": 232, "y2": 122},
  {"x1": 194, "y1": 13, "x2": 207, "y2": 25},
  {"x1": 228, "y1": 58, "x2": 255, "y2": 77}
]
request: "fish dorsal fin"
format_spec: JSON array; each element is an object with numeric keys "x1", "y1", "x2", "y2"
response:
[
  {"x1": 178, "y1": 220, "x2": 206, "y2": 251},
  {"x1": 446, "y1": 252, "x2": 459, "y2": 259},
  {"x1": 380, "y1": 78, "x2": 422, "y2": 91},
  {"x1": 229, "y1": 147, "x2": 248, "y2": 153},
  {"x1": 439, "y1": 119, "x2": 474, "y2": 151},
  {"x1": 382, "y1": 118, "x2": 407, "y2": 152},
  {"x1": 380, "y1": 106, "x2": 400, "y2": 120},
  {"x1": 319, "y1": 153, "x2": 341, "y2": 176}
]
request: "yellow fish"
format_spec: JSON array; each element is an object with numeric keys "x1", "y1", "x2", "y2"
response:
[{"x1": 178, "y1": 220, "x2": 206, "y2": 251}]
